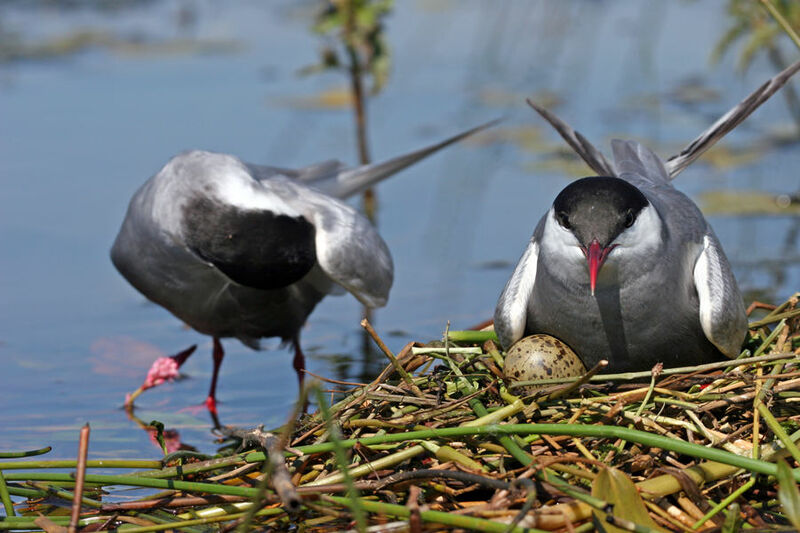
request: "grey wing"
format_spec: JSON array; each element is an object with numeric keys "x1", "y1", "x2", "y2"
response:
[
  {"x1": 666, "y1": 58, "x2": 800, "y2": 178},
  {"x1": 246, "y1": 160, "x2": 347, "y2": 183},
  {"x1": 272, "y1": 178, "x2": 394, "y2": 308},
  {"x1": 611, "y1": 140, "x2": 671, "y2": 186},
  {"x1": 315, "y1": 119, "x2": 500, "y2": 199},
  {"x1": 692, "y1": 233, "x2": 748, "y2": 358},
  {"x1": 250, "y1": 121, "x2": 498, "y2": 199},
  {"x1": 494, "y1": 238, "x2": 539, "y2": 350},
  {"x1": 526, "y1": 99, "x2": 616, "y2": 177},
  {"x1": 245, "y1": 163, "x2": 299, "y2": 180},
  {"x1": 293, "y1": 160, "x2": 348, "y2": 183}
]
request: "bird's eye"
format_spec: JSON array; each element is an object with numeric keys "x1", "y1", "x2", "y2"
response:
[
  {"x1": 624, "y1": 211, "x2": 635, "y2": 228},
  {"x1": 556, "y1": 211, "x2": 571, "y2": 230}
]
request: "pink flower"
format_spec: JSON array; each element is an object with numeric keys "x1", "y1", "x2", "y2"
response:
[
  {"x1": 125, "y1": 345, "x2": 196, "y2": 406},
  {"x1": 140, "y1": 345, "x2": 196, "y2": 390},
  {"x1": 143, "y1": 356, "x2": 181, "y2": 389}
]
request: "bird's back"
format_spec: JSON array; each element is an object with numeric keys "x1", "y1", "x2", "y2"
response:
[{"x1": 110, "y1": 151, "x2": 336, "y2": 347}]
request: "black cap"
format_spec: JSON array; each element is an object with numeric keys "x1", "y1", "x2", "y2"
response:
[{"x1": 552, "y1": 177, "x2": 649, "y2": 247}]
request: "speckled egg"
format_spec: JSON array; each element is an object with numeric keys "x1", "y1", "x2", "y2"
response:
[{"x1": 503, "y1": 334, "x2": 586, "y2": 395}]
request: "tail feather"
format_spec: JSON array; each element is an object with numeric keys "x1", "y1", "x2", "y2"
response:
[
  {"x1": 611, "y1": 139, "x2": 671, "y2": 185},
  {"x1": 526, "y1": 99, "x2": 616, "y2": 177},
  {"x1": 323, "y1": 119, "x2": 501, "y2": 199},
  {"x1": 665, "y1": 58, "x2": 800, "y2": 178}
]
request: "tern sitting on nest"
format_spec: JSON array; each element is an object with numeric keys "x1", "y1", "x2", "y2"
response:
[{"x1": 495, "y1": 60, "x2": 800, "y2": 372}]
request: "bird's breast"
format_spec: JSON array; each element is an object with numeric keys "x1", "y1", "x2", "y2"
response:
[{"x1": 528, "y1": 256, "x2": 718, "y2": 371}]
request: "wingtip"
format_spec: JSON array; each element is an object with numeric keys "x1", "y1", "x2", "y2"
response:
[
  {"x1": 665, "y1": 57, "x2": 800, "y2": 179},
  {"x1": 453, "y1": 116, "x2": 505, "y2": 140},
  {"x1": 329, "y1": 117, "x2": 503, "y2": 199},
  {"x1": 525, "y1": 97, "x2": 542, "y2": 112}
]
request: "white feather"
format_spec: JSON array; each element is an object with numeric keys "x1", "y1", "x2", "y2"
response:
[
  {"x1": 268, "y1": 177, "x2": 394, "y2": 309},
  {"x1": 494, "y1": 239, "x2": 539, "y2": 348},
  {"x1": 211, "y1": 156, "x2": 300, "y2": 215},
  {"x1": 694, "y1": 237, "x2": 714, "y2": 338},
  {"x1": 539, "y1": 209, "x2": 583, "y2": 270},
  {"x1": 612, "y1": 204, "x2": 662, "y2": 257}
]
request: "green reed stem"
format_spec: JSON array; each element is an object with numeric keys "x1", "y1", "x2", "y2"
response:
[
  {"x1": 0, "y1": 471, "x2": 13, "y2": 517},
  {"x1": 691, "y1": 477, "x2": 755, "y2": 530},
  {"x1": 448, "y1": 330, "x2": 498, "y2": 343},
  {"x1": 2, "y1": 472, "x2": 261, "y2": 498},
  {"x1": 326, "y1": 495, "x2": 542, "y2": 533},
  {"x1": 0, "y1": 516, "x2": 97, "y2": 529},
  {"x1": 760, "y1": 0, "x2": 800, "y2": 51},
  {"x1": 313, "y1": 386, "x2": 366, "y2": 532},
  {"x1": 27, "y1": 482, "x2": 103, "y2": 509},
  {"x1": 749, "y1": 310, "x2": 800, "y2": 328},
  {"x1": 303, "y1": 444, "x2": 425, "y2": 487},
  {"x1": 118, "y1": 508, "x2": 285, "y2": 533},
  {"x1": 0, "y1": 447, "x2": 51, "y2": 459},
  {"x1": 511, "y1": 352, "x2": 794, "y2": 387},
  {"x1": 757, "y1": 402, "x2": 800, "y2": 465},
  {"x1": 137, "y1": 455, "x2": 247, "y2": 478},
  {"x1": 753, "y1": 320, "x2": 787, "y2": 358},
  {"x1": 0, "y1": 459, "x2": 162, "y2": 471},
  {"x1": 251, "y1": 424, "x2": 800, "y2": 482}
]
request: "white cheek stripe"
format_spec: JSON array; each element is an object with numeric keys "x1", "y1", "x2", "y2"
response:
[
  {"x1": 540, "y1": 209, "x2": 584, "y2": 265},
  {"x1": 613, "y1": 204, "x2": 661, "y2": 253}
]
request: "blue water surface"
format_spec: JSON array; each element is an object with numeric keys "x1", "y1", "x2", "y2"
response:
[{"x1": 0, "y1": 0, "x2": 798, "y2": 458}]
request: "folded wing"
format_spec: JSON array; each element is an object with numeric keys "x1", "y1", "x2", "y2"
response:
[
  {"x1": 494, "y1": 238, "x2": 539, "y2": 349},
  {"x1": 693, "y1": 234, "x2": 748, "y2": 358}
]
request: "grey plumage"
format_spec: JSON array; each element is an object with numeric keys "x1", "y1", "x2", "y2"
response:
[
  {"x1": 495, "y1": 60, "x2": 800, "y2": 371},
  {"x1": 112, "y1": 121, "x2": 494, "y2": 406},
  {"x1": 666, "y1": 59, "x2": 800, "y2": 178},
  {"x1": 525, "y1": 100, "x2": 616, "y2": 177},
  {"x1": 495, "y1": 140, "x2": 747, "y2": 369}
]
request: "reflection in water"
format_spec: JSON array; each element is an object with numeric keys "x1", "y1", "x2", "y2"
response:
[
  {"x1": 126, "y1": 406, "x2": 199, "y2": 455},
  {"x1": 304, "y1": 1, "x2": 396, "y2": 383}
]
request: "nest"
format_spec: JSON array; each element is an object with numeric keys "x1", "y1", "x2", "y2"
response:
[{"x1": 3, "y1": 295, "x2": 800, "y2": 532}]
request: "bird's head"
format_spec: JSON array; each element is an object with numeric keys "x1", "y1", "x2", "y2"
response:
[{"x1": 547, "y1": 176, "x2": 655, "y2": 294}]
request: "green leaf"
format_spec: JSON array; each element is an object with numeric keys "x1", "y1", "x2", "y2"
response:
[
  {"x1": 777, "y1": 459, "x2": 800, "y2": 530},
  {"x1": 739, "y1": 23, "x2": 779, "y2": 72},
  {"x1": 721, "y1": 502, "x2": 742, "y2": 533},
  {"x1": 148, "y1": 420, "x2": 168, "y2": 456},
  {"x1": 591, "y1": 467, "x2": 667, "y2": 533},
  {"x1": 710, "y1": 20, "x2": 748, "y2": 64}
]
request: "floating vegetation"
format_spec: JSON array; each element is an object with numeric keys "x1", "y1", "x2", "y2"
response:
[
  {"x1": 2, "y1": 295, "x2": 800, "y2": 531},
  {"x1": 479, "y1": 88, "x2": 562, "y2": 110},
  {"x1": 0, "y1": 30, "x2": 241, "y2": 63},
  {"x1": 701, "y1": 189, "x2": 800, "y2": 216},
  {"x1": 275, "y1": 87, "x2": 355, "y2": 110}
]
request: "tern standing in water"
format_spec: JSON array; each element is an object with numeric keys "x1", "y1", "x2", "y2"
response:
[{"x1": 113, "y1": 121, "x2": 494, "y2": 412}]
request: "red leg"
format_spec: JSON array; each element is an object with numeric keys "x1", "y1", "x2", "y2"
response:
[
  {"x1": 204, "y1": 337, "x2": 224, "y2": 414},
  {"x1": 292, "y1": 336, "x2": 306, "y2": 388},
  {"x1": 292, "y1": 336, "x2": 310, "y2": 413}
]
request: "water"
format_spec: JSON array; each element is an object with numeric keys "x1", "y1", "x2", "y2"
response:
[{"x1": 1, "y1": 0, "x2": 798, "y2": 458}]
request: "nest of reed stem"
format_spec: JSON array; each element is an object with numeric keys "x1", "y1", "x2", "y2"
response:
[{"x1": 3, "y1": 294, "x2": 800, "y2": 532}]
